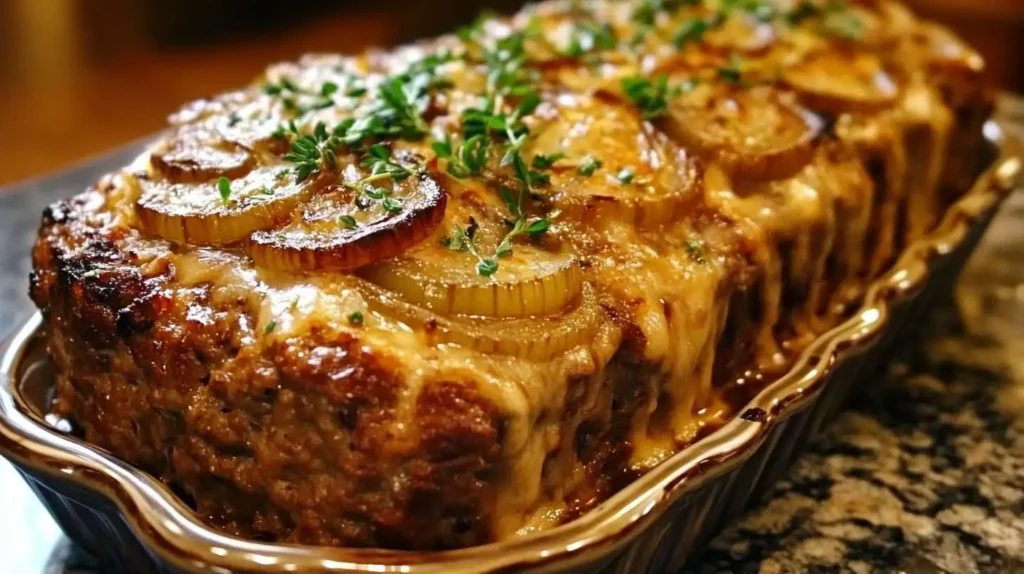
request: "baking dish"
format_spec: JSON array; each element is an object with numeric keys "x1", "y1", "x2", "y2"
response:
[{"x1": 0, "y1": 112, "x2": 1019, "y2": 573}]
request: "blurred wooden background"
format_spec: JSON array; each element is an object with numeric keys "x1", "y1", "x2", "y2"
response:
[{"x1": 0, "y1": 0, "x2": 1021, "y2": 186}]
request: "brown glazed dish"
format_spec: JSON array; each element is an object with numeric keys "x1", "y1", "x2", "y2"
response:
[{"x1": 3, "y1": 0, "x2": 1023, "y2": 571}]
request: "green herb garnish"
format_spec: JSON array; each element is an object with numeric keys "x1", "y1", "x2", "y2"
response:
[
  {"x1": 320, "y1": 81, "x2": 339, "y2": 98},
  {"x1": 630, "y1": 0, "x2": 696, "y2": 47},
  {"x1": 578, "y1": 155, "x2": 602, "y2": 176},
  {"x1": 493, "y1": 185, "x2": 551, "y2": 260},
  {"x1": 282, "y1": 121, "x2": 343, "y2": 182},
  {"x1": 531, "y1": 152, "x2": 565, "y2": 170},
  {"x1": 217, "y1": 177, "x2": 232, "y2": 204},
  {"x1": 338, "y1": 215, "x2": 358, "y2": 229},
  {"x1": 442, "y1": 218, "x2": 498, "y2": 276},
  {"x1": 263, "y1": 78, "x2": 299, "y2": 96},
  {"x1": 786, "y1": 1, "x2": 817, "y2": 24},
  {"x1": 672, "y1": 18, "x2": 710, "y2": 48},
  {"x1": 440, "y1": 27, "x2": 553, "y2": 275},
  {"x1": 632, "y1": 0, "x2": 661, "y2": 26},
  {"x1": 477, "y1": 258, "x2": 499, "y2": 276},
  {"x1": 685, "y1": 237, "x2": 706, "y2": 263},
  {"x1": 347, "y1": 310, "x2": 364, "y2": 326},
  {"x1": 264, "y1": 320, "x2": 277, "y2": 335},
  {"x1": 564, "y1": 23, "x2": 617, "y2": 58},
  {"x1": 525, "y1": 218, "x2": 550, "y2": 236},
  {"x1": 622, "y1": 75, "x2": 671, "y2": 118},
  {"x1": 617, "y1": 167, "x2": 636, "y2": 183},
  {"x1": 723, "y1": 0, "x2": 777, "y2": 21},
  {"x1": 433, "y1": 133, "x2": 488, "y2": 178},
  {"x1": 263, "y1": 77, "x2": 335, "y2": 115},
  {"x1": 717, "y1": 55, "x2": 746, "y2": 86}
]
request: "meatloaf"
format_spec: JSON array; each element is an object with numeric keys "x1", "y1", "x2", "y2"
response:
[{"x1": 29, "y1": 0, "x2": 992, "y2": 550}]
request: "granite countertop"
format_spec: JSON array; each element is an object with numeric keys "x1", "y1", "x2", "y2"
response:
[
  {"x1": 694, "y1": 97, "x2": 1024, "y2": 574},
  {"x1": 0, "y1": 99, "x2": 1021, "y2": 573},
  {"x1": 690, "y1": 201, "x2": 1024, "y2": 573}
]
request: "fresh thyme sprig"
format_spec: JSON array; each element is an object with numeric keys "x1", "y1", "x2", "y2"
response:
[
  {"x1": 275, "y1": 51, "x2": 452, "y2": 183},
  {"x1": 530, "y1": 152, "x2": 564, "y2": 170},
  {"x1": 338, "y1": 214, "x2": 358, "y2": 229},
  {"x1": 672, "y1": 17, "x2": 712, "y2": 48},
  {"x1": 437, "y1": 26, "x2": 554, "y2": 275},
  {"x1": 442, "y1": 217, "x2": 498, "y2": 276},
  {"x1": 632, "y1": 0, "x2": 676, "y2": 27},
  {"x1": 578, "y1": 155, "x2": 602, "y2": 176},
  {"x1": 432, "y1": 133, "x2": 488, "y2": 178},
  {"x1": 622, "y1": 75, "x2": 672, "y2": 118},
  {"x1": 344, "y1": 144, "x2": 421, "y2": 214},
  {"x1": 280, "y1": 121, "x2": 343, "y2": 182},
  {"x1": 217, "y1": 176, "x2": 232, "y2": 204},
  {"x1": 563, "y1": 22, "x2": 617, "y2": 58},
  {"x1": 717, "y1": 54, "x2": 747, "y2": 86},
  {"x1": 343, "y1": 52, "x2": 454, "y2": 146},
  {"x1": 442, "y1": 192, "x2": 552, "y2": 279},
  {"x1": 263, "y1": 77, "x2": 337, "y2": 115},
  {"x1": 436, "y1": 23, "x2": 557, "y2": 276},
  {"x1": 620, "y1": 74, "x2": 701, "y2": 119},
  {"x1": 495, "y1": 185, "x2": 551, "y2": 258}
]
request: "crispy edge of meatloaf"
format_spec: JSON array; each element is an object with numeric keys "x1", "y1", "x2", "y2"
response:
[{"x1": 30, "y1": 182, "x2": 511, "y2": 549}]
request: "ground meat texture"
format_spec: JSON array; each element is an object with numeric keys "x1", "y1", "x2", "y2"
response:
[{"x1": 31, "y1": 192, "x2": 505, "y2": 549}]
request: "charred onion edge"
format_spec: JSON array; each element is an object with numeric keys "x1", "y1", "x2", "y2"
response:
[
  {"x1": 135, "y1": 172, "x2": 332, "y2": 246},
  {"x1": 247, "y1": 173, "x2": 447, "y2": 272},
  {"x1": 149, "y1": 140, "x2": 256, "y2": 184}
]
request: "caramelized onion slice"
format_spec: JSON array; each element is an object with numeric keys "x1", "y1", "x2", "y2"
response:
[
  {"x1": 528, "y1": 94, "x2": 700, "y2": 228},
  {"x1": 782, "y1": 50, "x2": 899, "y2": 114},
  {"x1": 365, "y1": 281, "x2": 602, "y2": 361},
  {"x1": 150, "y1": 127, "x2": 254, "y2": 183},
  {"x1": 247, "y1": 173, "x2": 446, "y2": 272},
  {"x1": 661, "y1": 84, "x2": 822, "y2": 181},
  {"x1": 153, "y1": 96, "x2": 291, "y2": 184},
  {"x1": 136, "y1": 166, "x2": 326, "y2": 246},
  {"x1": 362, "y1": 243, "x2": 582, "y2": 318}
]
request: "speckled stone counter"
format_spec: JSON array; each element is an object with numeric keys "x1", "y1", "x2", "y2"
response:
[
  {"x1": 0, "y1": 99, "x2": 1021, "y2": 573},
  {"x1": 690, "y1": 99, "x2": 1024, "y2": 573},
  {"x1": 690, "y1": 294, "x2": 1024, "y2": 573}
]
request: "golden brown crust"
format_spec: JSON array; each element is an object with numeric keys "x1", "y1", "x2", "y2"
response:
[{"x1": 32, "y1": 185, "x2": 503, "y2": 549}]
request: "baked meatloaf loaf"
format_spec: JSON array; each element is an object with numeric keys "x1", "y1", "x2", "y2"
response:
[{"x1": 30, "y1": 0, "x2": 991, "y2": 550}]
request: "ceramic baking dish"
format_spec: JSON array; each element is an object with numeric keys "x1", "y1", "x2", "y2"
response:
[{"x1": 0, "y1": 119, "x2": 1019, "y2": 573}]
